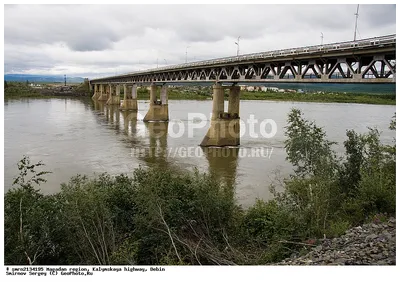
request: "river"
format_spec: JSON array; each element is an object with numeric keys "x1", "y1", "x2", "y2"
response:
[{"x1": 4, "y1": 98, "x2": 395, "y2": 207}]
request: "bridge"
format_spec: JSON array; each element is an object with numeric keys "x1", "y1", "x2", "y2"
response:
[{"x1": 89, "y1": 34, "x2": 396, "y2": 147}]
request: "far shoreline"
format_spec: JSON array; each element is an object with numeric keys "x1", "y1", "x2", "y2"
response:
[{"x1": 4, "y1": 81, "x2": 396, "y2": 106}]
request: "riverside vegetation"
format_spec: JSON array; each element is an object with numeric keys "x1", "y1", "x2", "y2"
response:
[
  {"x1": 4, "y1": 81, "x2": 91, "y2": 98},
  {"x1": 4, "y1": 108, "x2": 396, "y2": 265},
  {"x1": 135, "y1": 86, "x2": 396, "y2": 104},
  {"x1": 4, "y1": 81, "x2": 396, "y2": 105}
]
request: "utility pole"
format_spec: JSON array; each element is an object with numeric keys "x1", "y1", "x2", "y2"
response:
[
  {"x1": 64, "y1": 74, "x2": 66, "y2": 86},
  {"x1": 235, "y1": 36, "x2": 240, "y2": 56},
  {"x1": 353, "y1": 4, "x2": 360, "y2": 41}
]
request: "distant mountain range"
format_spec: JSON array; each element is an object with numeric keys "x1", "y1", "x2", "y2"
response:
[{"x1": 4, "y1": 74, "x2": 85, "y2": 83}]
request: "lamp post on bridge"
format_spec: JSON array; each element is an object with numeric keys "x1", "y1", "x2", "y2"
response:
[
  {"x1": 235, "y1": 36, "x2": 240, "y2": 56},
  {"x1": 320, "y1": 32, "x2": 324, "y2": 46},
  {"x1": 353, "y1": 4, "x2": 360, "y2": 41}
]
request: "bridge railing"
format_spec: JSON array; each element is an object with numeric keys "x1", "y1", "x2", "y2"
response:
[{"x1": 158, "y1": 34, "x2": 396, "y2": 70}]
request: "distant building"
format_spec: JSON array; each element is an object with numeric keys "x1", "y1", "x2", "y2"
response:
[
  {"x1": 267, "y1": 87, "x2": 279, "y2": 92},
  {"x1": 29, "y1": 83, "x2": 42, "y2": 89}
]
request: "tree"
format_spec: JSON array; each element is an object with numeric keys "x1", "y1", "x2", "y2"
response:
[{"x1": 5, "y1": 156, "x2": 53, "y2": 265}]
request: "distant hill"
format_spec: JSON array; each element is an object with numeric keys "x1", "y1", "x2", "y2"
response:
[{"x1": 4, "y1": 74, "x2": 84, "y2": 83}]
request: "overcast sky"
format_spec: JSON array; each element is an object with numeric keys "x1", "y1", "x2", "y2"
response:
[{"x1": 4, "y1": 4, "x2": 396, "y2": 79}]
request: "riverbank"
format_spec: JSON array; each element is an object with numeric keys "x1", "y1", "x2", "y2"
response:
[
  {"x1": 4, "y1": 82, "x2": 396, "y2": 105},
  {"x1": 277, "y1": 217, "x2": 395, "y2": 265},
  {"x1": 239, "y1": 91, "x2": 396, "y2": 105},
  {"x1": 4, "y1": 81, "x2": 91, "y2": 99},
  {"x1": 136, "y1": 88, "x2": 396, "y2": 105}
]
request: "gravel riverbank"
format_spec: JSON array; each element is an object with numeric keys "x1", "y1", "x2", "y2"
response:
[{"x1": 278, "y1": 218, "x2": 396, "y2": 265}]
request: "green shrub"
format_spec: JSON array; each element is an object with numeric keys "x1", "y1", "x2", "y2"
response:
[
  {"x1": 284, "y1": 108, "x2": 338, "y2": 178},
  {"x1": 130, "y1": 167, "x2": 240, "y2": 265},
  {"x1": 4, "y1": 156, "x2": 54, "y2": 265},
  {"x1": 280, "y1": 109, "x2": 395, "y2": 238},
  {"x1": 339, "y1": 129, "x2": 365, "y2": 196},
  {"x1": 58, "y1": 175, "x2": 118, "y2": 265}
]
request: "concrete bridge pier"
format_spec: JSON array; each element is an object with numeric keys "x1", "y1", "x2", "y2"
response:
[
  {"x1": 92, "y1": 84, "x2": 100, "y2": 100},
  {"x1": 97, "y1": 84, "x2": 108, "y2": 101},
  {"x1": 200, "y1": 84, "x2": 240, "y2": 147},
  {"x1": 143, "y1": 84, "x2": 169, "y2": 122},
  {"x1": 106, "y1": 84, "x2": 121, "y2": 105},
  {"x1": 120, "y1": 84, "x2": 138, "y2": 111}
]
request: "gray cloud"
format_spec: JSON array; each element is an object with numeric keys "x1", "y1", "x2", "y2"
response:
[
  {"x1": 4, "y1": 5, "x2": 122, "y2": 51},
  {"x1": 360, "y1": 5, "x2": 396, "y2": 28},
  {"x1": 4, "y1": 4, "x2": 396, "y2": 78}
]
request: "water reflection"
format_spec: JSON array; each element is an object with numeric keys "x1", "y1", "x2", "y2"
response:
[
  {"x1": 105, "y1": 104, "x2": 120, "y2": 126},
  {"x1": 91, "y1": 100, "x2": 258, "y2": 192},
  {"x1": 93, "y1": 99, "x2": 105, "y2": 112},
  {"x1": 143, "y1": 122, "x2": 169, "y2": 166},
  {"x1": 93, "y1": 99, "x2": 171, "y2": 168},
  {"x1": 121, "y1": 111, "x2": 138, "y2": 137},
  {"x1": 202, "y1": 147, "x2": 239, "y2": 188}
]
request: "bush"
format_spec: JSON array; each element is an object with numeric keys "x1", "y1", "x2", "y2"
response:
[
  {"x1": 281, "y1": 109, "x2": 344, "y2": 237},
  {"x1": 284, "y1": 108, "x2": 338, "y2": 178},
  {"x1": 4, "y1": 156, "x2": 54, "y2": 265},
  {"x1": 281, "y1": 109, "x2": 396, "y2": 236},
  {"x1": 241, "y1": 199, "x2": 305, "y2": 262},
  {"x1": 130, "y1": 167, "x2": 241, "y2": 265},
  {"x1": 5, "y1": 161, "x2": 245, "y2": 265}
]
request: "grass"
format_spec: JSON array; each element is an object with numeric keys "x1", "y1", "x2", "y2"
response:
[
  {"x1": 132, "y1": 88, "x2": 395, "y2": 105},
  {"x1": 134, "y1": 88, "x2": 210, "y2": 100},
  {"x1": 4, "y1": 82, "x2": 45, "y2": 98},
  {"x1": 239, "y1": 91, "x2": 396, "y2": 105}
]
